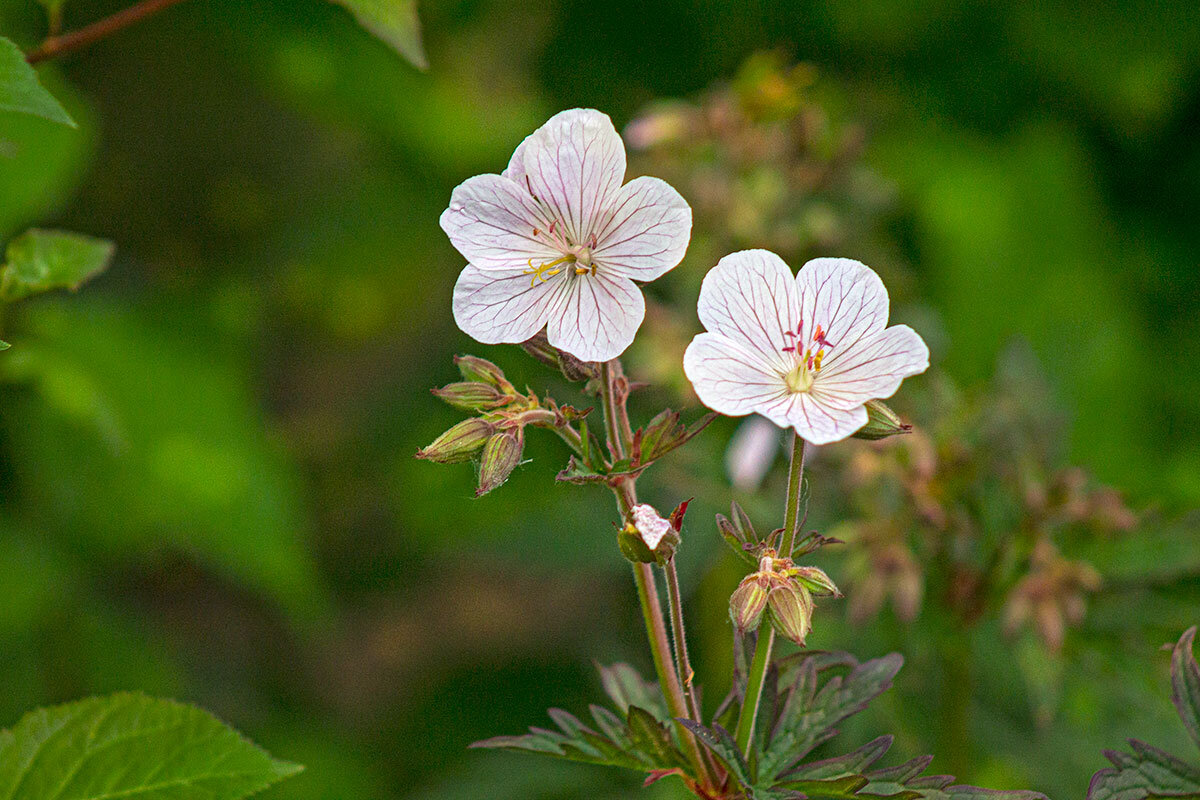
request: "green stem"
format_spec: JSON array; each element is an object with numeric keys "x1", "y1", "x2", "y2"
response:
[
  {"x1": 599, "y1": 359, "x2": 711, "y2": 790},
  {"x1": 734, "y1": 628, "x2": 774, "y2": 756},
  {"x1": 665, "y1": 557, "x2": 704, "y2": 723},
  {"x1": 735, "y1": 432, "x2": 807, "y2": 757},
  {"x1": 779, "y1": 433, "x2": 807, "y2": 555}
]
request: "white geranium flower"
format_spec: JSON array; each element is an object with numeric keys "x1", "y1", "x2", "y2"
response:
[
  {"x1": 683, "y1": 250, "x2": 929, "y2": 445},
  {"x1": 441, "y1": 108, "x2": 692, "y2": 363},
  {"x1": 630, "y1": 504, "x2": 672, "y2": 550}
]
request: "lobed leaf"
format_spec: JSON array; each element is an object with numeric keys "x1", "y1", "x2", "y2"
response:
[
  {"x1": 1171, "y1": 626, "x2": 1200, "y2": 752},
  {"x1": 0, "y1": 693, "x2": 301, "y2": 799}
]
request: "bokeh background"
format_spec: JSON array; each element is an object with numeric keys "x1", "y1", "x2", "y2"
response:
[{"x1": 0, "y1": 0, "x2": 1198, "y2": 797}]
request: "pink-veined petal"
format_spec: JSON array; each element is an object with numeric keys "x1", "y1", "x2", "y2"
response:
[
  {"x1": 592, "y1": 176, "x2": 691, "y2": 281},
  {"x1": 696, "y1": 250, "x2": 800, "y2": 372},
  {"x1": 440, "y1": 174, "x2": 559, "y2": 272},
  {"x1": 795, "y1": 257, "x2": 890, "y2": 364},
  {"x1": 684, "y1": 332, "x2": 789, "y2": 418},
  {"x1": 521, "y1": 109, "x2": 626, "y2": 247},
  {"x1": 546, "y1": 272, "x2": 644, "y2": 362},
  {"x1": 753, "y1": 392, "x2": 869, "y2": 445},
  {"x1": 452, "y1": 263, "x2": 570, "y2": 345},
  {"x1": 812, "y1": 324, "x2": 929, "y2": 409}
]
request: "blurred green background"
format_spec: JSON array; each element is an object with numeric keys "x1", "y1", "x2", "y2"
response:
[{"x1": 0, "y1": 0, "x2": 1197, "y2": 798}]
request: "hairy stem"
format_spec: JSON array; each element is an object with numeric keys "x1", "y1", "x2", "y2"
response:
[
  {"x1": 735, "y1": 432, "x2": 807, "y2": 757},
  {"x1": 26, "y1": 0, "x2": 190, "y2": 64},
  {"x1": 665, "y1": 557, "x2": 704, "y2": 724},
  {"x1": 600, "y1": 359, "x2": 712, "y2": 791}
]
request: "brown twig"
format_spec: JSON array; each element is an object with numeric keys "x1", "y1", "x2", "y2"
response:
[{"x1": 26, "y1": 0, "x2": 190, "y2": 64}]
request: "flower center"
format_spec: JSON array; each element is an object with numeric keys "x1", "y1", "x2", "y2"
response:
[
  {"x1": 524, "y1": 222, "x2": 599, "y2": 286},
  {"x1": 781, "y1": 321, "x2": 835, "y2": 394}
]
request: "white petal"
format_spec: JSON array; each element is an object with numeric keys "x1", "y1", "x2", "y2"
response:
[
  {"x1": 546, "y1": 273, "x2": 644, "y2": 362},
  {"x1": 696, "y1": 249, "x2": 800, "y2": 372},
  {"x1": 521, "y1": 109, "x2": 626, "y2": 246},
  {"x1": 440, "y1": 174, "x2": 559, "y2": 272},
  {"x1": 452, "y1": 263, "x2": 570, "y2": 345},
  {"x1": 592, "y1": 176, "x2": 692, "y2": 281},
  {"x1": 795, "y1": 257, "x2": 889, "y2": 362},
  {"x1": 683, "y1": 332, "x2": 789, "y2": 418},
  {"x1": 813, "y1": 324, "x2": 929, "y2": 409},
  {"x1": 631, "y1": 504, "x2": 672, "y2": 550},
  {"x1": 758, "y1": 392, "x2": 870, "y2": 445}
]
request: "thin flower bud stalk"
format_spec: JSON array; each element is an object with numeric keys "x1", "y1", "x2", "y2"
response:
[
  {"x1": 415, "y1": 418, "x2": 495, "y2": 464},
  {"x1": 476, "y1": 428, "x2": 524, "y2": 497},
  {"x1": 768, "y1": 581, "x2": 814, "y2": 645},
  {"x1": 431, "y1": 381, "x2": 514, "y2": 412},
  {"x1": 852, "y1": 399, "x2": 913, "y2": 441},
  {"x1": 454, "y1": 354, "x2": 514, "y2": 392},
  {"x1": 730, "y1": 575, "x2": 769, "y2": 633}
]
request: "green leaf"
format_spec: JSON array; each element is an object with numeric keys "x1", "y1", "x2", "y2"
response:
[
  {"x1": 597, "y1": 662, "x2": 669, "y2": 721},
  {"x1": 329, "y1": 0, "x2": 427, "y2": 69},
  {"x1": 0, "y1": 228, "x2": 113, "y2": 302},
  {"x1": 676, "y1": 720, "x2": 754, "y2": 789},
  {"x1": 781, "y1": 735, "x2": 894, "y2": 780},
  {"x1": 0, "y1": 37, "x2": 75, "y2": 127},
  {"x1": 1171, "y1": 626, "x2": 1200, "y2": 752},
  {"x1": 626, "y1": 706, "x2": 687, "y2": 771},
  {"x1": 0, "y1": 693, "x2": 301, "y2": 799}
]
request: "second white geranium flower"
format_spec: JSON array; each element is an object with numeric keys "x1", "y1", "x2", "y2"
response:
[
  {"x1": 441, "y1": 108, "x2": 692, "y2": 363},
  {"x1": 683, "y1": 250, "x2": 929, "y2": 445}
]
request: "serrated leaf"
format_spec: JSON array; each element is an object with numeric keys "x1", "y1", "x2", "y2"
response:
[
  {"x1": 329, "y1": 0, "x2": 427, "y2": 69},
  {"x1": 1171, "y1": 626, "x2": 1200, "y2": 752},
  {"x1": 1, "y1": 229, "x2": 113, "y2": 302},
  {"x1": 774, "y1": 775, "x2": 873, "y2": 798},
  {"x1": 0, "y1": 693, "x2": 301, "y2": 799},
  {"x1": 782, "y1": 735, "x2": 895, "y2": 780},
  {"x1": 759, "y1": 652, "x2": 904, "y2": 781},
  {"x1": 0, "y1": 37, "x2": 75, "y2": 127},
  {"x1": 598, "y1": 663, "x2": 669, "y2": 721},
  {"x1": 627, "y1": 706, "x2": 687, "y2": 771},
  {"x1": 677, "y1": 720, "x2": 754, "y2": 789}
]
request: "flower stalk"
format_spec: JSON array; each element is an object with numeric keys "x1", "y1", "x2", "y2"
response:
[{"x1": 735, "y1": 432, "x2": 806, "y2": 757}]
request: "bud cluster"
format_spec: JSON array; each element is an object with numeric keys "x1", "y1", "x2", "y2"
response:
[
  {"x1": 417, "y1": 354, "x2": 586, "y2": 497},
  {"x1": 729, "y1": 550, "x2": 840, "y2": 646}
]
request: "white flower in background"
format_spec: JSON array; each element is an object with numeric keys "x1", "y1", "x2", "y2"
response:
[
  {"x1": 441, "y1": 109, "x2": 692, "y2": 363},
  {"x1": 683, "y1": 250, "x2": 929, "y2": 445},
  {"x1": 630, "y1": 504, "x2": 673, "y2": 551},
  {"x1": 725, "y1": 415, "x2": 782, "y2": 491}
]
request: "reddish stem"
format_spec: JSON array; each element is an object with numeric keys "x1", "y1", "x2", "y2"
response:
[{"x1": 26, "y1": 0, "x2": 190, "y2": 64}]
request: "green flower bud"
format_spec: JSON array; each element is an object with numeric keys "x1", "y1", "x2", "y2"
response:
[
  {"x1": 852, "y1": 399, "x2": 913, "y2": 441},
  {"x1": 729, "y1": 576, "x2": 769, "y2": 633},
  {"x1": 617, "y1": 527, "x2": 657, "y2": 564},
  {"x1": 520, "y1": 332, "x2": 598, "y2": 382},
  {"x1": 416, "y1": 418, "x2": 495, "y2": 464},
  {"x1": 768, "y1": 581, "x2": 813, "y2": 646},
  {"x1": 431, "y1": 381, "x2": 513, "y2": 411},
  {"x1": 790, "y1": 565, "x2": 841, "y2": 597},
  {"x1": 454, "y1": 355, "x2": 512, "y2": 390},
  {"x1": 476, "y1": 428, "x2": 524, "y2": 497}
]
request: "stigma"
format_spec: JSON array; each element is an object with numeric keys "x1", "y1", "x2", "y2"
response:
[{"x1": 781, "y1": 320, "x2": 833, "y2": 394}]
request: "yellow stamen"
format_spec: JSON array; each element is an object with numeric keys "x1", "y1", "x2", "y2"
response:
[{"x1": 525, "y1": 254, "x2": 575, "y2": 286}]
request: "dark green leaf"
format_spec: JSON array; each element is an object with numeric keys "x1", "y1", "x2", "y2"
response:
[
  {"x1": 1171, "y1": 626, "x2": 1200, "y2": 752},
  {"x1": 782, "y1": 735, "x2": 895, "y2": 780},
  {"x1": 1088, "y1": 739, "x2": 1200, "y2": 800},
  {"x1": 774, "y1": 775, "x2": 873, "y2": 799},
  {"x1": 598, "y1": 662, "x2": 668, "y2": 720},
  {"x1": 1, "y1": 228, "x2": 113, "y2": 302},
  {"x1": 627, "y1": 706, "x2": 687, "y2": 771},
  {"x1": 0, "y1": 693, "x2": 302, "y2": 799},
  {"x1": 677, "y1": 719, "x2": 753, "y2": 789},
  {"x1": 0, "y1": 37, "x2": 75, "y2": 127},
  {"x1": 329, "y1": 0, "x2": 427, "y2": 69}
]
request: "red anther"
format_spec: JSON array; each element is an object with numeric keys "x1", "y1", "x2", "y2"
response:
[
  {"x1": 532, "y1": 228, "x2": 540, "y2": 236},
  {"x1": 806, "y1": 355, "x2": 814, "y2": 369},
  {"x1": 549, "y1": 220, "x2": 556, "y2": 235},
  {"x1": 588, "y1": 233, "x2": 597, "y2": 248},
  {"x1": 782, "y1": 346, "x2": 795, "y2": 353},
  {"x1": 783, "y1": 330, "x2": 796, "y2": 338}
]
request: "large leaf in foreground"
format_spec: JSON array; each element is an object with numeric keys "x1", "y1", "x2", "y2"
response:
[
  {"x1": 0, "y1": 693, "x2": 301, "y2": 799},
  {"x1": 0, "y1": 37, "x2": 75, "y2": 127}
]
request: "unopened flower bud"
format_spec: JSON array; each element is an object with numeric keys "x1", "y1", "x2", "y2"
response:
[
  {"x1": 791, "y1": 566, "x2": 841, "y2": 597},
  {"x1": 431, "y1": 381, "x2": 512, "y2": 411},
  {"x1": 476, "y1": 428, "x2": 524, "y2": 497},
  {"x1": 768, "y1": 582, "x2": 813, "y2": 645},
  {"x1": 520, "y1": 332, "x2": 598, "y2": 382},
  {"x1": 415, "y1": 418, "x2": 494, "y2": 464},
  {"x1": 454, "y1": 355, "x2": 512, "y2": 390},
  {"x1": 729, "y1": 576, "x2": 769, "y2": 633},
  {"x1": 852, "y1": 400, "x2": 913, "y2": 441},
  {"x1": 618, "y1": 504, "x2": 680, "y2": 564}
]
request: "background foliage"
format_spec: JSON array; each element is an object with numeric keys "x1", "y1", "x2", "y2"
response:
[{"x1": 0, "y1": 0, "x2": 1196, "y2": 798}]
